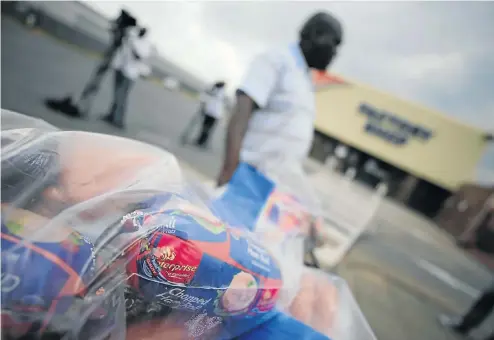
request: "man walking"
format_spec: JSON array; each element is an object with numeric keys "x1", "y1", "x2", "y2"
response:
[
  {"x1": 216, "y1": 11, "x2": 343, "y2": 187},
  {"x1": 44, "y1": 9, "x2": 137, "y2": 118},
  {"x1": 101, "y1": 26, "x2": 151, "y2": 129}
]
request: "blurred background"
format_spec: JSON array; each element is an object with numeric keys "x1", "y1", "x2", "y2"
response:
[{"x1": 1, "y1": 1, "x2": 493, "y2": 340}]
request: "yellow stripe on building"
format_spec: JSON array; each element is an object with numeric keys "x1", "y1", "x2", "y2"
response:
[{"x1": 313, "y1": 73, "x2": 491, "y2": 191}]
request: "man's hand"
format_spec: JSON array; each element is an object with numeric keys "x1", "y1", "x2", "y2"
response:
[
  {"x1": 217, "y1": 91, "x2": 256, "y2": 187},
  {"x1": 216, "y1": 166, "x2": 236, "y2": 188}
]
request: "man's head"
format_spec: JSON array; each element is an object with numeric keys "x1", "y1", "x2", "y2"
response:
[
  {"x1": 299, "y1": 11, "x2": 343, "y2": 71},
  {"x1": 116, "y1": 9, "x2": 137, "y2": 30}
]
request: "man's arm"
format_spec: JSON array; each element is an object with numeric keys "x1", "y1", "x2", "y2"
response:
[
  {"x1": 217, "y1": 91, "x2": 257, "y2": 187},
  {"x1": 216, "y1": 53, "x2": 279, "y2": 187}
]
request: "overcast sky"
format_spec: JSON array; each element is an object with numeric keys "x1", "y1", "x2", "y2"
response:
[{"x1": 85, "y1": 1, "x2": 493, "y2": 183}]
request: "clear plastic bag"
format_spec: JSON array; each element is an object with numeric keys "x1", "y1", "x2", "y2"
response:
[
  {"x1": 208, "y1": 162, "x2": 323, "y2": 309},
  {"x1": 205, "y1": 160, "x2": 376, "y2": 340},
  {"x1": 1, "y1": 109, "x2": 376, "y2": 340}
]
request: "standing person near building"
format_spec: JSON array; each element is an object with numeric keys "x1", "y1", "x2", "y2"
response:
[
  {"x1": 195, "y1": 81, "x2": 227, "y2": 148},
  {"x1": 216, "y1": 11, "x2": 344, "y2": 187},
  {"x1": 44, "y1": 9, "x2": 137, "y2": 118},
  {"x1": 101, "y1": 26, "x2": 152, "y2": 129},
  {"x1": 439, "y1": 210, "x2": 494, "y2": 340}
]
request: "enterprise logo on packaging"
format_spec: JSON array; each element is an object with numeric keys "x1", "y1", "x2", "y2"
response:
[{"x1": 140, "y1": 232, "x2": 202, "y2": 286}]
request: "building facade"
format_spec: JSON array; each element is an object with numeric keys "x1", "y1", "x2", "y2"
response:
[{"x1": 309, "y1": 71, "x2": 493, "y2": 218}]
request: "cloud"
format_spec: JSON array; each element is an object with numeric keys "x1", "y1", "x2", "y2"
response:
[
  {"x1": 85, "y1": 1, "x2": 494, "y2": 130},
  {"x1": 394, "y1": 53, "x2": 465, "y2": 82}
]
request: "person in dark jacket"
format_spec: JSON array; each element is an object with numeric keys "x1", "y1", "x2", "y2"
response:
[
  {"x1": 439, "y1": 211, "x2": 494, "y2": 340},
  {"x1": 44, "y1": 9, "x2": 137, "y2": 118},
  {"x1": 195, "y1": 81, "x2": 226, "y2": 147},
  {"x1": 439, "y1": 210, "x2": 494, "y2": 340},
  {"x1": 439, "y1": 281, "x2": 494, "y2": 340}
]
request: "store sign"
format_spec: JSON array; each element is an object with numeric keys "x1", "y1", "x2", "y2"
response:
[{"x1": 358, "y1": 102, "x2": 434, "y2": 146}]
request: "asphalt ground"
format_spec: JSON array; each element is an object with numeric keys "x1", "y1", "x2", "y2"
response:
[
  {"x1": 2, "y1": 15, "x2": 493, "y2": 340},
  {"x1": 1, "y1": 15, "x2": 227, "y2": 180}
]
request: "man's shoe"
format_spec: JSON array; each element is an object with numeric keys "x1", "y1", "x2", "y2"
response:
[
  {"x1": 44, "y1": 96, "x2": 70, "y2": 112},
  {"x1": 194, "y1": 141, "x2": 207, "y2": 149},
  {"x1": 113, "y1": 122, "x2": 125, "y2": 129},
  {"x1": 101, "y1": 114, "x2": 114, "y2": 124},
  {"x1": 45, "y1": 96, "x2": 84, "y2": 118}
]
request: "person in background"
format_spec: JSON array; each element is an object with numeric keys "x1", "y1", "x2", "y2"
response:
[
  {"x1": 439, "y1": 281, "x2": 494, "y2": 340},
  {"x1": 195, "y1": 81, "x2": 227, "y2": 148},
  {"x1": 44, "y1": 9, "x2": 137, "y2": 118},
  {"x1": 216, "y1": 11, "x2": 343, "y2": 187},
  {"x1": 439, "y1": 211, "x2": 494, "y2": 340},
  {"x1": 101, "y1": 26, "x2": 152, "y2": 129},
  {"x1": 334, "y1": 144, "x2": 349, "y2": 173}
]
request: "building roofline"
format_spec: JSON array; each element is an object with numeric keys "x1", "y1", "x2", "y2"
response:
[{"x1": 315, "y1": 71, "x2": 489, "y2": 135}]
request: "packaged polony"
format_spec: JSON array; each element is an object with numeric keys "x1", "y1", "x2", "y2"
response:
[{"x1": 122, "y1": 193, "x2": 284, "y2": 339}]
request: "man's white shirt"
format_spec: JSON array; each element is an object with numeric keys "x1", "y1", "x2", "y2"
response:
[
  {"x1": 238, "y1": 44, "x2": 316, "y2": 170},
  {"x1": 201, "y1": 87, "x2": 226, "y2": 120},
  {"x1": 112, "y1": 27, "x2": 152, "y2": 80}
]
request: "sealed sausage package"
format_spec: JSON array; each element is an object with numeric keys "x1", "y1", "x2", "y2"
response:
[{"x1": 1, "y1": 110, "x2": 376, "y2": 340}]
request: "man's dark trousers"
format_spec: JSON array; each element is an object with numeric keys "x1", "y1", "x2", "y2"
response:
[
  {"x1": 104, "y1": 70, "x2": 134, "y2": 128},
  {"x1": 77, "y1": 47, "x2": 116, "y2": 114},
  {"x1": 196, "y1": 113, "x2": 217, "y2": 146}
]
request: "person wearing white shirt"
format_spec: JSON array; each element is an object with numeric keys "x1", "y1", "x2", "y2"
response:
[
  {"x1": 216, "y1": 11, "x2": 343, "y2": 187},
  {"x1": 195, "y1": 81, "x2": 227, "y2": 147},
  {"x1": 102, "y1": 26, "x2": 152, "y2": 129},
  {"x1": 44, "y1": 9, "x2": 138, "y2": 118}
]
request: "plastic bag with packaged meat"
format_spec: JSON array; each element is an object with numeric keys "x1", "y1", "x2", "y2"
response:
[
  {"x1": 0, "y1": 109, "x2": 376, "y2": 340},
  {"x1": 205, "y1": 154, "x2": 375, "y2": 340},
  {"x1": 209, "y1": 160, "x2": 325, "y2": 303}
]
